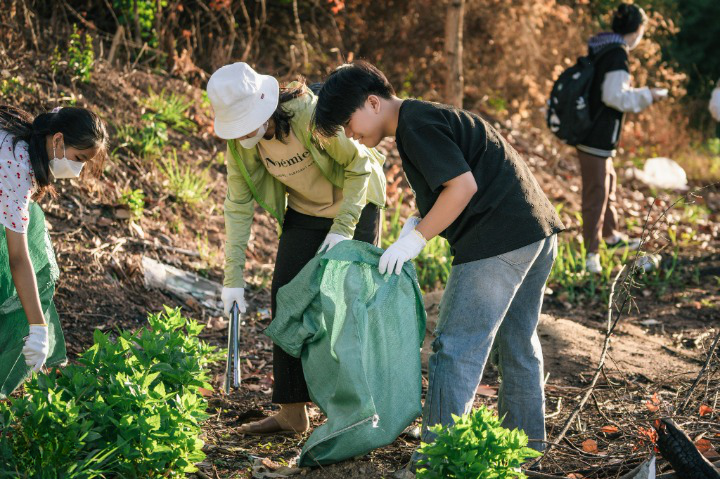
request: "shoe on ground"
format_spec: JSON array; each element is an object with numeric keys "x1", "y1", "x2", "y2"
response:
[
  {"x1": 585, "y1": 253, "x2": 602, "y2": 274},
  {"x1": 604, "y1": 234, "x2": 641, "y2": 251}
]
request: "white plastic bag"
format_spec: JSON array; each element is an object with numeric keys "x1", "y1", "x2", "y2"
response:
[{"x1": 626, "y1": 157, "x2": 688, "y2": 190}]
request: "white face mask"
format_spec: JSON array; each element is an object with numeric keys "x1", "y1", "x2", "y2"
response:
[
  {"x1": 49, "y1": 144, "x2": 85, "y2": 179},
  {"x1": 238, "y1": 122, "x2": 268, "y2": 149}
]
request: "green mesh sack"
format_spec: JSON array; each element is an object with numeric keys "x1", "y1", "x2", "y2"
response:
[
  {"x1": 266, "y1": 241, "x2": 426, "y2": 466},
  {"x1": 0, "y1": 202, "x2": 66, "y2": 398}
]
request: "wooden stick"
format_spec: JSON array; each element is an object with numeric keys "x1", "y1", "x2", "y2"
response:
[
  {"x1": 679, "y1": 328, "x2": 720, "y2": 414},
  {"x1": 536, "y1": 266, "x2": 627, "y2": 465}
]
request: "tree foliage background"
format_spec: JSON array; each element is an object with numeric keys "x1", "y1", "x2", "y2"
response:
[{"x1": 3, "y1": 0, "x2": 719, "y2": 140}]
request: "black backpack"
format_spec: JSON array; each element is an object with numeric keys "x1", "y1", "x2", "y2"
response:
[{"x1": 546, "y1": 45, "x2": 624, "y2": 146}]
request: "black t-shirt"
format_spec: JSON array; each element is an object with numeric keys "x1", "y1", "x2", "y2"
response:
[{"x1": 396, "y1": 99, "x2": 564, "y2": 265}]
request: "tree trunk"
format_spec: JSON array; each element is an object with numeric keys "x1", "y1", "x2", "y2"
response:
[{"x1": 444, "y1": 0, "x2": 465, "y2": 107}]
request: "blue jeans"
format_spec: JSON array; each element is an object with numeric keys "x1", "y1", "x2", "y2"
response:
[{"x1": 420, "y1": 235, "x2": 557, "y2": 453}]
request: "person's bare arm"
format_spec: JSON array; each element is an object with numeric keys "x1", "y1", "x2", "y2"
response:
[
  {"x1": 6, "y1": 228, "x2": 45, "y2": 325},
  {"x1": 415, "y1": 171, "x2": 478, "y2": 241}
]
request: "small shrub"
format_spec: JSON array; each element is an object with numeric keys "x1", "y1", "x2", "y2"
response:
[
  {"x1": 0, "y1": 307, "x2": 222, "y2": 478},
  {"x1": 52, "y1": 24, "x2": 94, "y2": 83},
  {"x1": 119, "y1": 188, "x2": 146, "y2": 220},
  {"x1": 158, "y1": 149, "x2": 213, "y2": 206},
  {"x1": 417, "y1": 406, "x2": 541, "y2": 479}
]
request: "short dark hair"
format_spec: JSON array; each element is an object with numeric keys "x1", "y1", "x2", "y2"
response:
[
  {"x1": 612, "y1": 3, "x2": 648, "y2": 35},
  {"x1": 312, "y1": 60, "x2": 395, "y2": 138}
]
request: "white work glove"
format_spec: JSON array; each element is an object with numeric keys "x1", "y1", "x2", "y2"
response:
[
  {"x1": 399, "y1": 216, "x2": 421, "y2": 239},
  {"x1": 221, "y1": 287, "x2": 248, "y2": 318},
  {"x1": 379, "y1": 229, "x2": 427, "y2": 275},
  {"x1": 318, "y1": 232, "x2": 351, "y2": 253},
  {"x1": 23, "y1": 324, "x2": 49, "y2": 372}
]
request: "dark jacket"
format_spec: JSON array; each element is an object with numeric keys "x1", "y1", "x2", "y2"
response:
[{"x1": 578, "y1": 33, "x2": 652, "y2": 158}]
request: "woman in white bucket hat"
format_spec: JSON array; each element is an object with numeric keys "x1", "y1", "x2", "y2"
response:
[{"x1": 207, "y1": 62, "x2": 386, "y2": 435}]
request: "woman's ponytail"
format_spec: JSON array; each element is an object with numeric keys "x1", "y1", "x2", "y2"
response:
[{"x1": 29, "y1": 113, "x2": 55, "y2": 189}]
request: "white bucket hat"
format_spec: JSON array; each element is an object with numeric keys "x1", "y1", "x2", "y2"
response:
[{"x1": 206, "y1": 62, "x2": 279, "y2": 140}]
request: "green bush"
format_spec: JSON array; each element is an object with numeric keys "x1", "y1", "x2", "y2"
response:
[
  {"x1": 0, "y1": 307, "x2": 221, "y2": 478},
  {"x1": 51, "y1": 24, "x2": 94, "y2": 83},
  {"x1": 416, "y1": 406, "x2": 541, "y2": 479}
]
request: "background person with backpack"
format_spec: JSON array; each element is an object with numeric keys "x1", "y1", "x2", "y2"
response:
[{"x1": 550, "y1": 4, "x2": 666, "y2": 274}]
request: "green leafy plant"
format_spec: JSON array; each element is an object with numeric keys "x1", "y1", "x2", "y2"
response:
[
  {"x1": 0, "y1": 307, "x2": 221, "y2": 478},
  {"x1": 141, "y1": 88, "x2": 197, "y2": 135},
  {"x1": 416, "y1": 406, "x2": 541, "y2": 479},
  {"x1": 119, "y1": 188, "x2": 146, "y2": 220},
  {"x1": 158, "y1": 149, "x2": 213, "y2": 206},
  {"x1": 115, "y1": 122, "x2": 168, "y2": 158},
  {"x1": 52, "y1": 24, "x2": 94, "y2": 83},
  {"x1": 113, "y1": 0, "x2": 167, "y2": 47}
]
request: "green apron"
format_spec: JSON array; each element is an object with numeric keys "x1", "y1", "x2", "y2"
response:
[
  {"x1": 0, "y1": 202, "x2": 66, "y2": 398},
  {"x1": 266, "y1": 241, "x2": 426, "y2": 466}
]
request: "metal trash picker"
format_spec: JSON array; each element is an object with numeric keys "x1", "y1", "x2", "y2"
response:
[{"x1": 224, "y1": 302, "x2": 241, "y2": 394}]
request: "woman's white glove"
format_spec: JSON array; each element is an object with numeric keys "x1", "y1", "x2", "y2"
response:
[
  {"x1": 23, "y1": 324, "x2": 49, "y2": 372},
  {"x1": 221, "y1": 287, "x2": 248, "y2": 318},
  {"x1": 379, "y1": 229, "x2": 427, "y2": 275},
  {"x1": 399, "y1": 216, "x2": 421, "y2": 239},
  {"x1": 318, "y1": 233, "x2": 351, "y2": 253}
]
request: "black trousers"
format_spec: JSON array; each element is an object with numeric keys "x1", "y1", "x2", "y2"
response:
[{"x1": 270, "y1": 204, "x2": 380, "y2": 404}]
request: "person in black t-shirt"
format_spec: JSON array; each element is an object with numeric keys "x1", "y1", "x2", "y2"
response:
[
  {"x1": 577, "y1": 3, "x2": 666, "y2": 273},
  {"x1": 313, "y1": 61, "x2": 564, "y2": 461}
]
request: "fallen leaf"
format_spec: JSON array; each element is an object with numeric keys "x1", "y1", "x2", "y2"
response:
[
  {"x1": 696, "y1": 438, "x2": 712, "y2": 453},
  {"x1": 699, "y1": 404, "x2": 714, "y2": 417},
  {"x1": 198, "y1": 387, "x2": 213, "y2": 397},
  {"x1": 568, "y1": 474, "x2": 585, "y2": 479},
  {"x1": 638, "y1": 427, "x2": 659, "y2": 443},
  {"x1": 582, "y1": 439, "x2": 598, "y2": 453},
  {"x1": 646, "y1": 400, "x2": 660, "y2": 412},
  {"x1": 601, "y1": 425, "x2": 620, "y2": 434}
]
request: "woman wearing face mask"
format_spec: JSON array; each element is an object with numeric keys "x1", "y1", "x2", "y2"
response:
[
  {"x1": 0, "y1": 105, "x2": 107, "y2": 396},
  {"x1": 207, "y1": 63, "x2": 386, "y2": 435},
  {"x1": 577, "y1": 3, "x2": 666, "y2": 274}
]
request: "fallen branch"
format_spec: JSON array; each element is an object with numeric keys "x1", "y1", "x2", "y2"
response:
[
  {"x1": 535, "y1": 265, "x2": 627, "y2": 466},
  {"x1": 679, "y1": 328, "x2": 720, "y2": 414}
]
